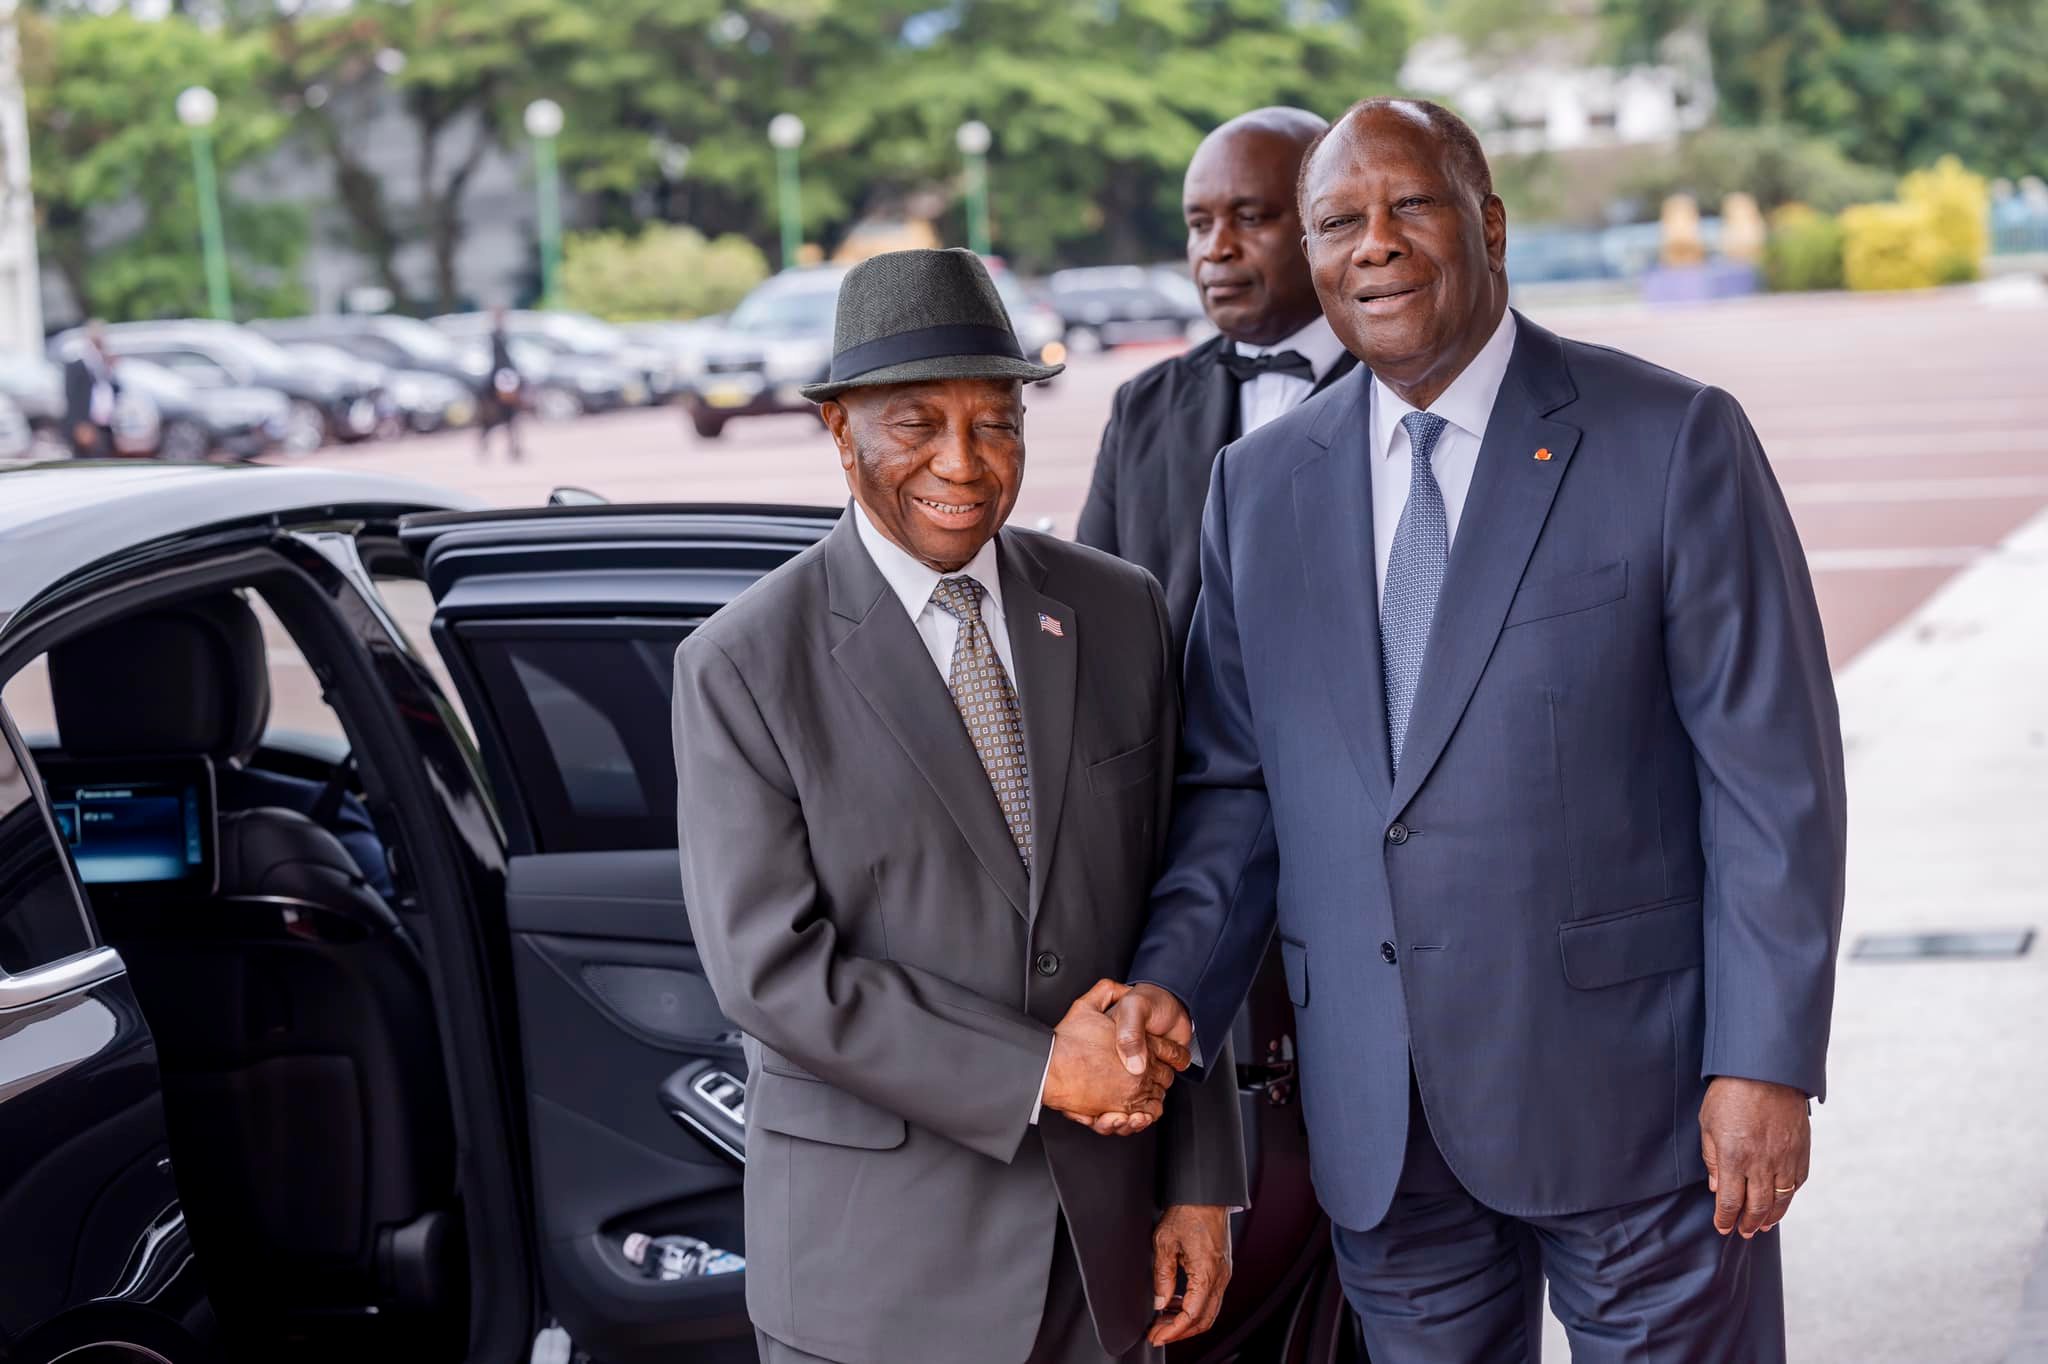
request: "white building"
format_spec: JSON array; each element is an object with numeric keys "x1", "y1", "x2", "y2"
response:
[
  {"x1": 1399, "y1": 24, "x2": 1715, "y2": 157},
  {"x1": 0, "y1": 1, "x2": 45, "y2": 350}
]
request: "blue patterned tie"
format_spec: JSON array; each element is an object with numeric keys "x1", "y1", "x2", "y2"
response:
[{"x1": 1381, "y1": 411, "x2": 1451, "y2": 774}]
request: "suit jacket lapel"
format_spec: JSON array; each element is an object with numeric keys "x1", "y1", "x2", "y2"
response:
[
  {"x1": 1166, "y1": 340, "x2": 1241, "y2": 569},
  {"x1": 823, "y1": 514, "x2": 1032, "y2": 918},
  {"x1": 998, "y1": 533, "x2": 1076, "y2": 921},
  {"x1": 1388, "y1": 314, "x2": 1582, "y2": 815},
  {"x1": 1311, "y1": 352, "x2": 1360, "y2": 398},
  {"x1": 1290, "y1": 368, "x2": 1394, "y2": 813}
]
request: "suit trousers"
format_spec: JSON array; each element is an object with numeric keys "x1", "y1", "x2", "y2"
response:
[
  {"x1": 1329, "y1": 1072, "x2": 1786, "y2": 1363},
  {"x1": 755, "y1": 1216, "x2": 1161, "y2": 1364}
]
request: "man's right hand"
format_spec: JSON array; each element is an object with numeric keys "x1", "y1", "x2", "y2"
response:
[
  {"x1": 1112, "y1": 983, "x2": 1194, "y2": 1076},
  {"x1": 1043, "y1": 979, "x2": 1189, "y2": 1132}
]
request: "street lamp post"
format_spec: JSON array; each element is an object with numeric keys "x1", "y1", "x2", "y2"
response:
[
  {"x1": 176, "y1": 85, "x2": 231, "y2": 320},
  {"x1": 524, "y1": 98, "x2": 565, "y2": 308},
  {"x1": 957, "y1": 120, "x2": 992, "y2": 257},
  {"x1": 768, "y1": 113, "x2": 805, "y2": 270}
]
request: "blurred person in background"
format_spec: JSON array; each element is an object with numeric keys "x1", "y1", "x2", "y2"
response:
[
  {"x1": 63, "y1": 320, "x2": 122, "y2": 459},
  {"x1": 1078, "y1": 107, "x2": 1356, "y2": 658},
  {"x1": 478, "y1": 304, "x2": 524, "y2": 461}
]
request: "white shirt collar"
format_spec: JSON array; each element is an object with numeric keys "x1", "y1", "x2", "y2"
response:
[
  {"x1": 1370, "y1": 307, "x2": 1518, "y2": 461},
  {"x1": 852, "y1": 501, "x2": 1007, "y2": 626},
  {"x1": 1236, "y1": 314, "x2": 1350, "y2": 382}
]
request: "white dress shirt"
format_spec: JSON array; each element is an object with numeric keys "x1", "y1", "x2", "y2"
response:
[
  {"x1": 851, "y1": 505, "x2": 1057, "y2": 1120},
  {"x1": 1369, "y1": 308, "x2": 1518, "y2": 604},
  {"x1": 1236, "y1": 314, "x2": 1350, "y2": 436},
  {"x1": 853, "y1": 502, "x2": 1016, "y2": 684}
]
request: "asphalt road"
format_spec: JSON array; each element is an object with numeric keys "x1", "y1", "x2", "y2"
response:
[{"x1": 298, "y1": 280, "x2": 2048, "y2": 671}]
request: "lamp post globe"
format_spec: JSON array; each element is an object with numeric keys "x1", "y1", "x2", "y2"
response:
[
  {"x1": 176, "y1": 85, "x2": 219, "y2": 129},
  {"x1": 767, "y1": 113, "x2": 805, "y2": 151},
  {"x1": 524, "y1": 98, "x2": 564, "y2": 141},
  {"x1": 956, "y1": 120, "x2": 991, "y2": 156}
]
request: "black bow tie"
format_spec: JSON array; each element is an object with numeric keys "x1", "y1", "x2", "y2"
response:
[{"x1": 1219, "y1": 349, "x2": 1316, "y2": 383}]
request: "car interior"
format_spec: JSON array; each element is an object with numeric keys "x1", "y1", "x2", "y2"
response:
[{"x1": 5, "y1": 584, "x2": 469, "y2": 1362}]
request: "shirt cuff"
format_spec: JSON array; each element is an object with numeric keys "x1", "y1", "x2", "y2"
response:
[{"x1": 1029, "y1": 1038, "x2": 1055, "y2": 1125}]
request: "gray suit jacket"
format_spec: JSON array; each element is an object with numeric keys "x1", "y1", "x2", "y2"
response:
[
  {"x1": 674, "y1": 512, "x2": 1247, "y2": 1364},
  {"x1": 1131, "y1": 313, "x2": 1847, "y2": 1231}
]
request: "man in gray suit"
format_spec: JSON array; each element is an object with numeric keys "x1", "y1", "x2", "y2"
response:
[
  {"x1": 1111, "y1": 100, "x2": 1848, "y2": 1359},
  {"x1": 673, "y1": 248, "x2": 1247, "y2": 1364}
]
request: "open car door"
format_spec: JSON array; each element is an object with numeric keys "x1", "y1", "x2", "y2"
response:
[{"x1": 399, "y1": 502, "x2": 1351, "y2": 1364}]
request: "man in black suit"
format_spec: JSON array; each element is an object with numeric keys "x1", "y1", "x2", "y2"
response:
[
  {"x1": 63, "y1": 321, "x2": 121, "y2": 458},
  {"x1": 1077, "y1": 107, "x2": 1355, "y2": 655}
]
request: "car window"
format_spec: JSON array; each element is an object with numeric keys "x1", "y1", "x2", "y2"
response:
[
  {"x1": 0, "y1": 708, "x2": 95, "y2": 973},
  {"x1": 143, "y1": 349, "x2": 233, "y2": 388},
  {"x1": 458, "y1": 622, "x2": 693, "y2": 853},
  {"x1": 245, "y1": 594, "x2": 349, "y2": 749}
]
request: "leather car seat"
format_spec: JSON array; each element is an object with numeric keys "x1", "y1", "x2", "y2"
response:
[{"x1": 46, "y1": 592, "x2": 460, "y2": 1332}]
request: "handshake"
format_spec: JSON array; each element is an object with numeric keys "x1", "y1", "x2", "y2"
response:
[{"x1": 1044, "y1": 979, "x2": 1195, "y2": 1135}]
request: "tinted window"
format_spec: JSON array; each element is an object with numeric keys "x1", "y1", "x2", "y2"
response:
[
  {"x1": 0, "y1": 711, "x2": 94, "y2": 973},
  {"x1": 461, "y1": 623, "x2": 693, "y2": 852}
]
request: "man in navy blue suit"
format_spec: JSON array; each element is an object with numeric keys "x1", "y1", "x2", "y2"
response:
[{"x1": 1104, "y1": 98, "x2": 1847, "y2": 1360}]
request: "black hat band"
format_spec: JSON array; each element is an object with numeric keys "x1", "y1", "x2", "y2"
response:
[{"x1": 827, "y1": 323, "x2": 1024, "y2": 384}]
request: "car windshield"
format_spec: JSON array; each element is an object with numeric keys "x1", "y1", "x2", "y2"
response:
[
  {"x1": 543, "y1": 313, "x2": 629, "y2": 354},
  {"x1": 112, "y1": 359, "x2": 194, "y2": 399},
  {"x1": 192, "y1": 326, "x2": 300, "y2": 370},
  {"x1": 375, "y1": 316, "x2": 463, "y2": 365},
  {"x1": 725, "y1": 286, "x2": 838, "y2": 336}
]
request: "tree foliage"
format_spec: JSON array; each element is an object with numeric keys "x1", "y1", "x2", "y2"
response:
[
  {"x1": 21, "y1": 11, "x2": 305, "y2": 321},
  {"x1": 1602, "y1": 0, "x2": 2048, "y2": 180},
  {"x1": 559, "y1": 224, "x2": 770, "y2": 320}
]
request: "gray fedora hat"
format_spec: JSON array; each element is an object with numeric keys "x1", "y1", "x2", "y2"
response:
[{"x1": 799, "y1": 247, "x2": 1064, "y2": 402}]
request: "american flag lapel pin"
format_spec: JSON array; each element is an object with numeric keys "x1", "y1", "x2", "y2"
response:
[{"x1": 1038, "y1": 612, "x2": 1065, "y2": 638}]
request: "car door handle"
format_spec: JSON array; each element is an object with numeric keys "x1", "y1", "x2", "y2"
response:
[
  {"x1": 0, "y1": 946, "x2": 126, "y2": 1014},
  {"x1": 659, "y1": 1058, "x2": 746, "y2": 1166}
]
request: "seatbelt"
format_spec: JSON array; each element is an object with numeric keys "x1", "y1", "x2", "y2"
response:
[{"x1": 311, "y1": 755, "x2": 356, "y2": 829}]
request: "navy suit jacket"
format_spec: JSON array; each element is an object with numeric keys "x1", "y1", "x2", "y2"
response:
[{"x1": 1130, "y1": 312, "x2": 1847, "y2": 1231}]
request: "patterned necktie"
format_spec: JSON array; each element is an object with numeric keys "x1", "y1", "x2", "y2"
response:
[
  {"x1": 930, "y1": 576, "x2": 1033, "y2": 868},
  {"x1": 1381, "y1": 411, "x2": 1451, "y2": 773}
]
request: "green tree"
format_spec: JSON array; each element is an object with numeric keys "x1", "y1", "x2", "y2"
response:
[
  {"x1": 263, "y1": 0, "x2": 598, "y2": 312},
  {"x1": 21, "y1": 11, "x2": 305, "y2": 321},
  {"x1": 1602, "y1": 0, "x2": 2048, "y2": 180},
  {"x1": 558, "y1": 223, "x2": 769, "y2": 320}
]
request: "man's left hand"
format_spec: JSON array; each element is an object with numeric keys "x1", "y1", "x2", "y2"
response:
[
  {"x1": 1699, "y1": 1076, "x2": 1810, "y2": 1239},
  {"x1": 1148, "y1": 1203, "x2": 1231, "y2": 1346}
]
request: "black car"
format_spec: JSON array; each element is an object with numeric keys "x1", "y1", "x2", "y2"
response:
[
  {"x1": 1046, "y1": 265, "x2": 1209, "y2": 352},
  {"x1": 251, "y1": 313, "x2": 489, "y2": 393},
  {"x1": 0, "y1": 463, "x2": 1357, "y2": 1364},
  {"x1": 111, "y1": 359, "x2": 289, "y2": 462},
  {"x1": 55, "y1": 321, "x2": 384, "y2": 454}
]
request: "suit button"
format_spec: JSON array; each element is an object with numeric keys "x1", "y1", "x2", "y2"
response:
[
  {"x1": 1035, "y1": 951, "x2": 1061, "y2": 977},
  {"x1": 1380, "y1": 941, "x2": 1398, "y2": 964},
  {"x1": 1386, "y1": 823, "x2": 1410, "y2": 845}
]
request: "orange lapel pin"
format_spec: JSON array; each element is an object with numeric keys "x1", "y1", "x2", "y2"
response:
[{"x1": 1533, "y1": 447, "x2": 1553, "y2": 462}]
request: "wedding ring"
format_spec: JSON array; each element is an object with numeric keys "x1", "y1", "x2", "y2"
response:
[{"x1": 1773, "y1": 1186, "x2": 1798, "y2": 1195}]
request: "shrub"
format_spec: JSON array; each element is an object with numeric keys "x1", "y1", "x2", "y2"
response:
[
  {"x1": 1622, "y1": 125, "x2": 1896, "y2": 217},
  {"x1": 1839, "y1": 202, "x2": 1944, "y2": 291},
  {"x1": 559, "y1": 224, "x2": 771, "y2": 322},
  {"x1": 1764, "y1": 204, "x2": 1846, "y2": 292},
  {"x1": 1897, "y1": 155, "x2": 1990, "y2": 285}
]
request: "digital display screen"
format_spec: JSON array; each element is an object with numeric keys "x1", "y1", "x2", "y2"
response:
[{"x1": 41, "y1": 758, "x2": 216, "y2": 893}]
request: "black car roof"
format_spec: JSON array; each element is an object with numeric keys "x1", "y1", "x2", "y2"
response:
[{"x1": 0, "y1": 462, "x2": 480, "y2": 625}]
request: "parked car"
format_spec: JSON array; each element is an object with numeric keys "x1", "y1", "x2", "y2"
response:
[
  {"x1": 279, "y1": 342, "x2": 475, "y2": 436},
  {"x1": 51, "y1": 321, "x2": 383, "y2": 454},
  {"x1": 0, "y1": 394, "x2": 30, "y2": 460},
  {"x1": 252, "y1": 313, "x2": 490, "y2": 392},
  {"x1": 677, "y1": 267, "x2": 842, "y2": 439},
  {"x1": 430, "y1": 311, "x2": 677, "y2": 406},
  {"x1": 110, "y1": 358, "x2": 288, "y2": 462},
  {"x1": 988, "y1": 265, "x2": 1069, "y2": 385},
  {"x1": 0, "y1": 464, "x2": 1357, "y2": 1364},
  {"x1": 1046, "y1": 265, "x2": 1207, "y2": 350},
  {"x1": 0, "y1": 352, "x2": 64, "y2": 436}
]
